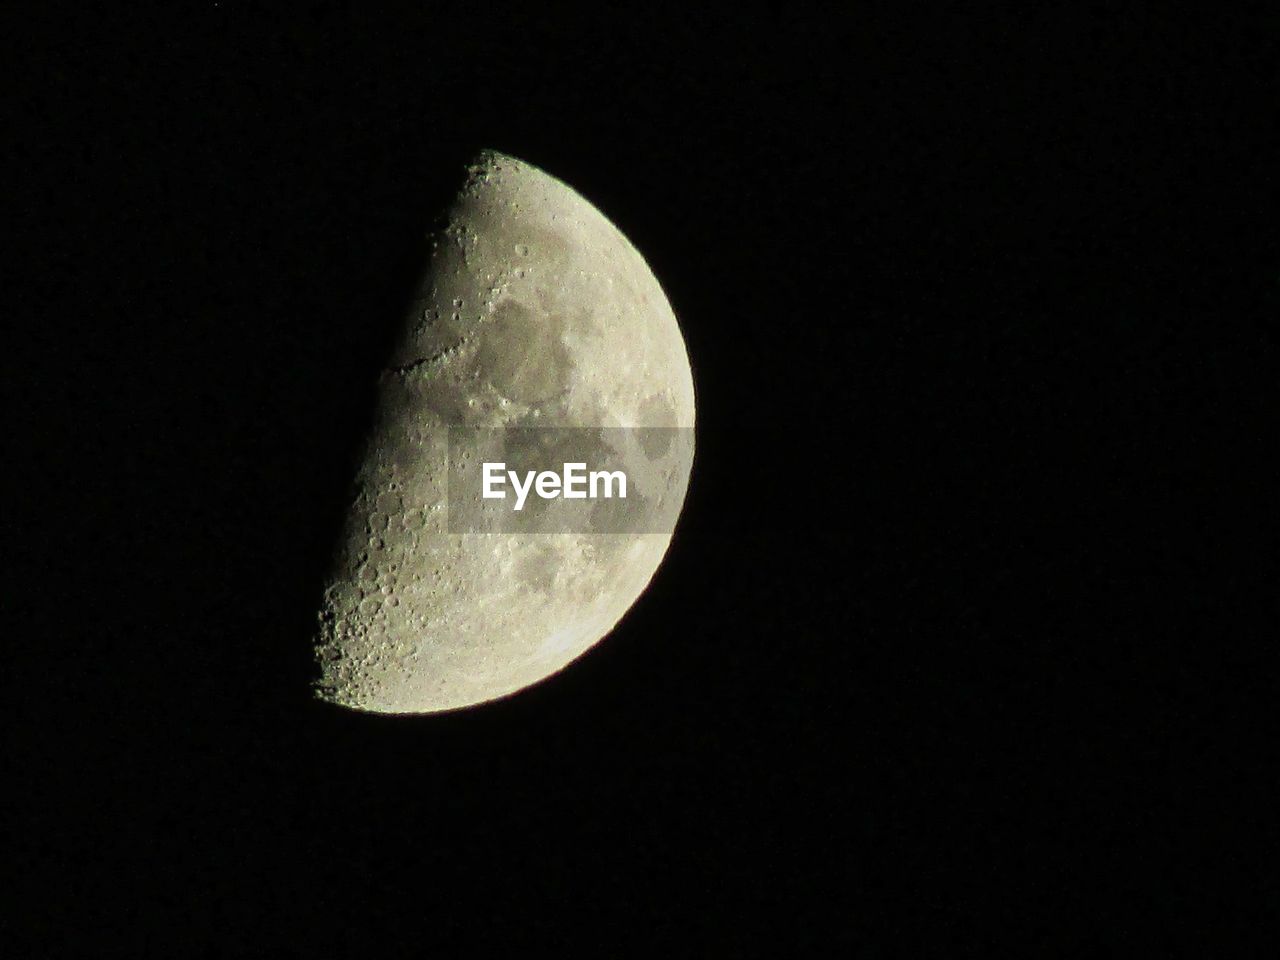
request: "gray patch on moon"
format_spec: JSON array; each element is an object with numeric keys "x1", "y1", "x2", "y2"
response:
[{"x1": 314, "y1": 150, "x2": 696, "y2": 714}]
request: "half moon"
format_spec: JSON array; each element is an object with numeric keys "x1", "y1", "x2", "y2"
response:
[{"x1": 313, "y1": 150, "x2": 696, "y2": 714}]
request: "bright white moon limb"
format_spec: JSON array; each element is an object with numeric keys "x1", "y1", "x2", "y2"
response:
[{"x1": 313, "y1": 150, "x2": 696, "y2": 714}]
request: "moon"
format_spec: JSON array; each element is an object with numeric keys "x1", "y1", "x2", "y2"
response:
[{"x1": 313, "y1": 150, "x2": 696, "y2": 714}]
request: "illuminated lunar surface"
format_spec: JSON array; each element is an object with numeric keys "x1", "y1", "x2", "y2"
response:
[{"x1": 314, "y1": 150, "x2": 696, "y2": 714}]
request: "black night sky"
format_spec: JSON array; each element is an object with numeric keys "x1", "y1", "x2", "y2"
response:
[{"x1": 9, "y1": 4, "x2": 1276, "y2": 955}]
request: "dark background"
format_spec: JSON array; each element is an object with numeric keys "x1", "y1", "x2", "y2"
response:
[{"x1": 8, "y1": 3, "x2": 1276, "y2": 955}]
